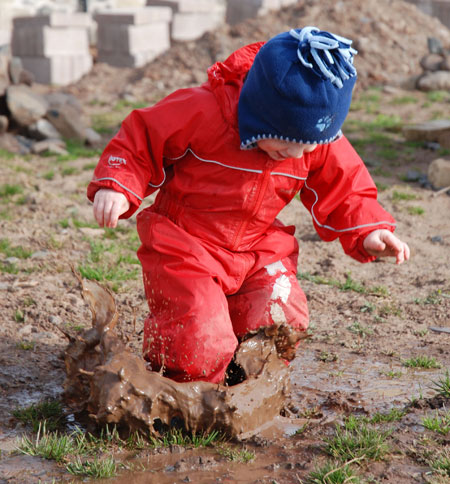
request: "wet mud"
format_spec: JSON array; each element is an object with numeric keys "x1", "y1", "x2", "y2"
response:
[{"x1": 63, "y1": 274, "x2": 305, "y2": 439}]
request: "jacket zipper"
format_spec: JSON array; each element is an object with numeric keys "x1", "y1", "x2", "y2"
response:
[{"x1": 231, "y1": 165, "x2": 272, "y2": 251}]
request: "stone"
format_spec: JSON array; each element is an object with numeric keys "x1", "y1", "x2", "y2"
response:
[
  {"x1": 427, "y1": 36, "x2": 444, "y2": 55},
  {"x1": 6, "y1": 85, "x2": 49, "y2": 126},
  {"x1": 428, "y1": 158, "x2": 450, "y2": 189},
  {"x1": 32, "y1": 140, "x2": 68, "y2": 155},
  {"x1": 403, "y1": 119, "x2": 450, "y2": 142},
  {"x1": 28, "y1": 118, "x2": 62, "y2": 140},
  {"x1": 420, "y1": 53, "x2": 444, "y2": 72},
  {"x1": 30, "y1": 250, "x2": 51, "y2": 260},
  {"x1": 85, "y1": 127, "x2": 103, "y2": 147},
  {"x1": 46, "y1": 103, "x2": 88, "y2": 140},
  {"x1": 0, "y1": 115, "x2": 8, "y2": 134},
  {"x1": 8, "y1": 57, "x2": 34, "y2": 85},
  {"x1": 417, "y1": 70, "x2": 450, "y2": 91}
]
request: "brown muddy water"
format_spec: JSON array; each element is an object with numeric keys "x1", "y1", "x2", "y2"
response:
[{"x1": 0, "y1": 278, "x2": 444, "y2": 484}]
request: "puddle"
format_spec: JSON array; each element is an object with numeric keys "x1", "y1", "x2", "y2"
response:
[{"x1": 291, "y1": 350, "x2": 441, "y2": 413}]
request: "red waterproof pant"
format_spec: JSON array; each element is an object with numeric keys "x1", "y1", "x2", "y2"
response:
[{"x1": 137, "y1": 210, "x2": 309, "y2": 383}]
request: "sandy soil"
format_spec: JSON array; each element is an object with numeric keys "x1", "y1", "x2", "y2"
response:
[{"x1": 1, "y1": 1, "x2": 450, "y2": 483}]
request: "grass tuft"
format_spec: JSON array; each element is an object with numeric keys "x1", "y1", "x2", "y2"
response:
[
  {"x1": 306, "y1": 460, "x2": 361, "y2": 483},
  {"x1": 431, "y1": 371, "x2": 450, "y2": 398},
  {"x1": 325, "y1": 415, "x2": 391, "y2": 462},
  {"x1": 12, "y1": 400, "x2": 64, "y2": 432},
  {"x1": 402, "y1": 356, "x2": 442, "y2": 369}
]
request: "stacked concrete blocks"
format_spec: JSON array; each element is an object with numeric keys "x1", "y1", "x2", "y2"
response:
[
  {"x1": 95, "y1": 7, "x2": 172, "y2": 68},
  {"x1": 146, "y1": 0, "x2": 226, "y2": 41},
  {"x1": 226, "y1": 0, "x2": 297, "y2": 26},
  {"x1": 11, "y1": 13, "x2": 92, "y2": 85}
]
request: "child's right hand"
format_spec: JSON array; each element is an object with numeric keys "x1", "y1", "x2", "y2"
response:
[{"x1": 93, "y1": 189, "x2": 130, "y2": 228}]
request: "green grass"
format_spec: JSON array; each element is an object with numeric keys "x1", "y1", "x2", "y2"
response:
[
  {"x1": 306, "y1": 460, "x2": 361, "y2": 483},
  {"x1": 347, "y1": 321, "x2": 373, "y2": 338},
  {"x1": 422, "y1": 411, "x2": 450, "y2": 435},
  {"x1": 12, "y1": 400, "x2": 65, "y2": 432},
  {"x1": 0, "y1": 238, "x2": 32, "y2": 259},
  {"x1": 66, "y1": 456, "x2": 119, "y2": 478},
  {"x1": 367, "y1": 408, "x2": 406, "y2": 424},
  {"x1": 432, "y1": 371, "x2": 450, "y2": 398},
  {"x1": 402, "y1": 356, "x2": 442, "y2": 369},
  {"x1": 392, "y1": 190, "x2": 418, "y2": 201},
  {"x1": 16, "y1": 341, "x2": 35, "y2": 350},
  {"x1": 149, "y1": 428, "x2": 221, "y2": 449},
  {"x1": 0, "y1": 183, "x2": 23, "y2": 199},
  {"x1": 55, "y1": 139, "x2": 102, "y2": 162},
  {"x1": 17, "y1": 424, "x2": 84, "y2": 463},
  {"x1": 391, "y1": 95, "x2": 418, "y2": 105},
  {"x1": 407, "y1": 206, "x2": 425, "y2": 216},
  {"x1": 217, "y1": 444, "x2": 255, "y2": 462},
  {"x1": 432, "y1": 452, "x2": 450, "y2": 477},
  {"x1": 414, "y1": 290, "x2": 442, "y2": 305},
  {"x1": 298, "y1": 272, "x2": 387, "y2": 296},
  {"x1": 0, "y1": 148, "x2": 15, "y2": 160},
  {"x1": 381, "y1": 370, "x2": 403, "y2": 379},
  {"x1": 42, "y1": 170, "x2": 55, "y2": 180},
  {"x1": 426, "y1": 90, "x2": 450, "y2": 103},
  {"x1": 325, "y1": 415, "x2": 391, "y2": 462}
]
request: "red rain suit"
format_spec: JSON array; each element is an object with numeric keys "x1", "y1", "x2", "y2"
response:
[{"x1": 87, "y1": 42, "x2": 396, "y2": 383}]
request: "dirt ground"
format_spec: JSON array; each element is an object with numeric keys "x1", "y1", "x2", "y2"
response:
[{"x1": 1, "y1": 0, "x2": 450, "y2": 483}]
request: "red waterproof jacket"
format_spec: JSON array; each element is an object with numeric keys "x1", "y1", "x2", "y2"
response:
[{"x1": 87, "y1": 42, "x2": 396, "y2": 263}]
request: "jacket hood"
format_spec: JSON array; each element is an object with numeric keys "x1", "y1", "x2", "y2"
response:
[{"x1": 206, "y1": 42, "x2": 264, "y2": 126}]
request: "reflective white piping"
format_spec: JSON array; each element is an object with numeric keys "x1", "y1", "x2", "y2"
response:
[
  {"x1": 188, "y1": 148, "x2": 263, "y2": 174},
  {"x1": 271, "y1": 172, "x2": 307, "y2": 180},
  {"x1": 95, "y1": 177, "x2": 143, "y2": 201},
  {"x1": 166, "y1": 148, "x2": 310, "y2": 179},
  {"x1": 304, "y1": 181, "x2": 396, "y2": 233},
  {"x1": 149, "y1": 169, "x2": 166, "y2": 188}
]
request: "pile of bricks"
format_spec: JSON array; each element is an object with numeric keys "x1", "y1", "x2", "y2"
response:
[
  {"x1": 95, "y1": 7, "x2": 172, "y2": 68},
  {"x1": 146, "y1": 0, "x2": 226, "y2": 41},
  {"x1": 226, "y1": 0, "x2": 297, "y2": 26},
  {"x1": 11, "y1": 13, "x2": 92, "y2": 85}
]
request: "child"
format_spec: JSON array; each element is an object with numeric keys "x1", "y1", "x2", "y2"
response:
[{"x1": 88, "y1": 26, "x2": 410, "y2": 384}]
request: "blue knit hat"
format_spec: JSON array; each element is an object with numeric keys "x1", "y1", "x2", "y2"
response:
[{"x1": 238, "y1": 26, "x2": 358, "y2": 150}]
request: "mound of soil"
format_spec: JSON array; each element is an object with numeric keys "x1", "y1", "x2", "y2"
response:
[{"x1": 69, "y1": 0, "x2": 450, "y2": 109}]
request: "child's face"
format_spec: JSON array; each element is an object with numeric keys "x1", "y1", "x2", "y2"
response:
[{"x1": 257, "y1": 139, "x2": 318, "y2": 161}]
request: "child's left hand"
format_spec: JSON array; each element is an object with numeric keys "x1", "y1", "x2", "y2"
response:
[{"x1": 363, "y1": 229, "x2": 410, "y2": 264}]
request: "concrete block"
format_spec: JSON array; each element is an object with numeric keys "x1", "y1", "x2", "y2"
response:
[
  {"x1": 171, "y1": 9, "x2": 225, "y2": 40},
  {"x1": 428, "y1": 158, "x2": 450, "y2": 188},
  {"x1": 12, "y1": 26, "x2": 89, "y2": 57},
  {"x1": 12, "y1": 13, "x2": 91, "y2": 29},
  {"x1": 20, "y1": 55, "x2": 92, "y2": 86},
  {"x1": 97, "y1": 50, "x2": 161, "y2": 67},
  {"x1": 97, "y1": 22, "x2": 169, "y2": 56},
  {"x1": 146, "y1": 0, "x2": 222, "y2": 13},
  {"x1": 94, "y1": 6, "x2": 172, "y2": 25}
]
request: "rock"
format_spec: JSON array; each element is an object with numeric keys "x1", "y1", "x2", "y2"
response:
[
  {"x1": 428, "y1": 158, "x2": 450, "y2": 189},
  {"x1": 85, "y1": 127, "x2": 102, "y2": 147},
  {"x1": 419, "y1": 53, "x2": 444, "y2": 72},
  {"x1": 0, "y1": 115, "x2": 8, "y2": 134},
  {"x1": 18, "y1": 324, "x2": 33, "y2": 337},
  {"x1": 6, "y1": 85, "x2": 49, "y2": 126},
  {"x1": 417, "y1": 70, "x2": 450, "y2": 91},
  {"x1": 8, "y1": 57, "x2": 33, "y2": 85},
  {"x1": 438, "y1": 132, "x2": 450, "y2": 150},
  {"x1": 46, "y1": 103, "x2": 87, "y2": 141},
  {"x1": 28, "y1": 118, "x2": 62, "y2": 140},
  {"x1": 16, "y1": 135, "x2": 34, "y2": 154},
  {"x1": 441, "y1": 55, "x2": 450, "y2": 71},
  {"x1": 427, "y1": 37, "x2": 444, "y2": 55},
  {"x1": 403, "y1": 119, "x2": 450, "y2": 143},
  {"x1": 45, "y1": 91, "x2": 83, "y2": 114},
  {"x1": 4, "y1": 256, "x2": 20, "y2": 265},
  {"x1": 32, "y1": 139, "x2": 68, "y2": 155},
  {"x1": 0, "y1": 132, "x2": 21, "y2": 154},
  {"x1": 30, "y1": 250, "x2": 51, "y2": 260}
]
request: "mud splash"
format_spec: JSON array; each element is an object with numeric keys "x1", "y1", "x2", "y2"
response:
[{"x1": 63, "y1": 275, "x2": 305, "y2": 440}]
